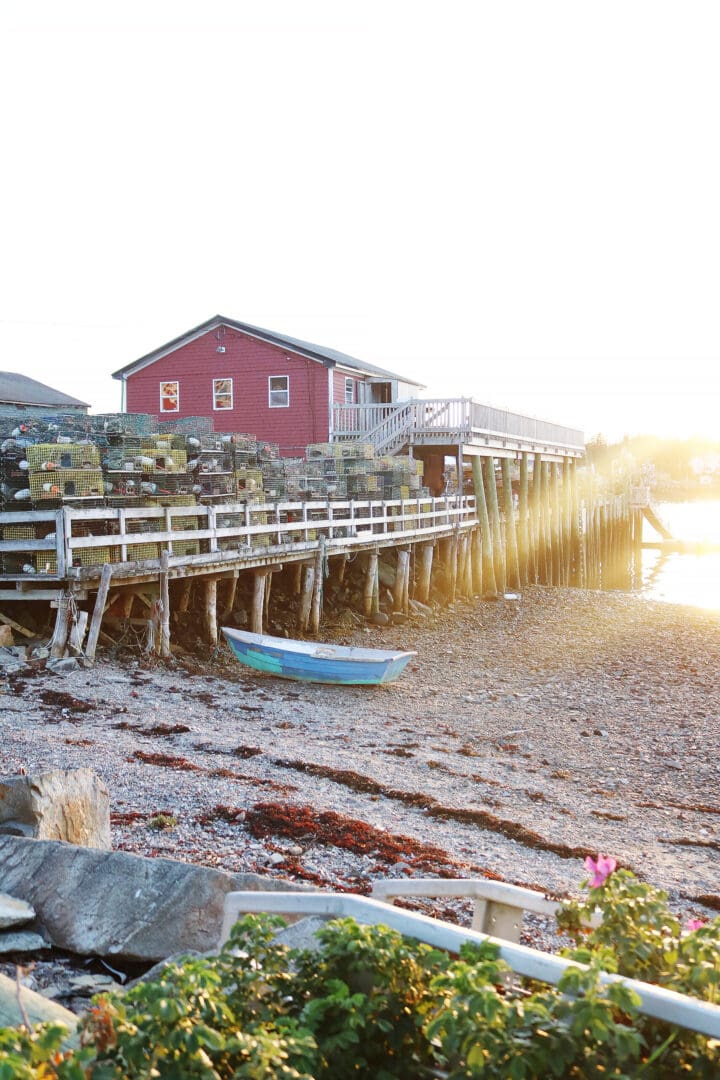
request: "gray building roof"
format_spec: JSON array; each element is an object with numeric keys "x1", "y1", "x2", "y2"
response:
[
  {"x1": 112, "y1": 315, "x2": 425, "y2": 387},
  {"x1": 0, "y1": 371, "x2": 89, "y2": 409}
]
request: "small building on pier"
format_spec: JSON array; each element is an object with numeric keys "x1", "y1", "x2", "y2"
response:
[{"x1": 112, "y1": 315, "x2": 424, "y2": 456}]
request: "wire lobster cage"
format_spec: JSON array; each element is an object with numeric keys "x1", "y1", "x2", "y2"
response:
[{"x1": 26, "y1": 444, "x2": 101, "y2": 470}]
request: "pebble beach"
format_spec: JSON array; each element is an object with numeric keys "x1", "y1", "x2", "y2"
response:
[{"x1": 3, "y1": 585, "x2": 719, "y2": 939}]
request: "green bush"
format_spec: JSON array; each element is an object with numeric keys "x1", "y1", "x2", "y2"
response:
[{"x1": 2, "y1": 862, "x2": 720, "y2": 1078}]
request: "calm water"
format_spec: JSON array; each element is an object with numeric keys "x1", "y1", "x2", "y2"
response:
[{"x1": 640, "y1": 499, "x2": 720, "y2": 612}]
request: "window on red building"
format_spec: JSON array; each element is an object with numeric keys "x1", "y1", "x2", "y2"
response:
[
  {"x1": 213, "y1": 378, "x2": 233, "y2": 411},
  {"x1": 160, "y1": 381, "x2": 179, "y2": 412},
  {"x1": 268, "y1": 375, "x2": 289, "y2": 408},
  {"x1": 344, "y1": 377, "x2": 355, "y2": 404}
]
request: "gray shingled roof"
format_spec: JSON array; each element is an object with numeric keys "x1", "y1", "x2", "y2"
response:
[
  {"x1": 112, "y1": 315, "x2": 425, "y2": 387},
  {"x1": 0, "y1": 372, "x2": 89, "y2": 409}
]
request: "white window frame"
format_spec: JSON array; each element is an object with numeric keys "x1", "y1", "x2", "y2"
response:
[
  {"x1": 344, "y1": 377, "x2": 355, "y2": 404},
  {"x1": 160, "y1": 380, "x2": 180, "y2": 413},
  {"x1": 268, "y1": 375, "x2": 290, "y2": 408},
  {"x1": 213, "y1": 377, "x2": 233, "y2": 411}
]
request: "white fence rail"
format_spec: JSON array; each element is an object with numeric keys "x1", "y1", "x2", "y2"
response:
[
  {"x1": 0, "y1": 495, "x2": 477, "y2": 581},
  {"x1": 221, "y1": 890, "x2": 720, "y2": 1040},
  {"x1": 332, "y1": 398, "x2": 585, "y2": 453}
]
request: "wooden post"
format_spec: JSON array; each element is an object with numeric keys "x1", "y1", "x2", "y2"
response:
[
  {"x1": 291, "y1": 561, "x2": 303, "y2": 594},
  {"x1": 483, "y1": 456, "x2": 505, "y2": 593},
  {"x1": 518, "y1": 453, "x2": 530, "y2": 585},
  {"x1": 251, "y1": 571, "x2": 266, "y2": 635},
  {"x1": 68, "y1": 611, "x2": 89, "y2": 656},
  {"x1": 221, "y1": 574, "x2": 238, "y2": 621},
  {"x1": 336, "y1": 554, "x2": 348, "y2": 585},
  {"x1": 471, "y1": 527, "x2": 482, "y2": 595},
  {"x1": 417, "y1": 542, "x2": 434, "y2": 603},
  {"x1": 310, "y1": 540, "x2": 325, "y2": 634},
  {"x1": 633, "y1": 507, "x2": 643, "y2": 584},
  {"x1": 159, "y1": 551, "x2": 171, "y2": 657},
  {"x1": 569, "y1": 460, "x2": 581, "y2": 586},
  {"x1": 298, "y1": 565, "x2": 315, "y2": 632},
  {"x1": 264, "y1": 569, "x2": 272, "y2": 624},
  {"x1": 49, "y1": 593, "x2": 71, "y2": 659},
  {"x1": 533, "y1": 454, "x2": 546, "y2": 583},
  {"x1": 471, "y1": 456, "x2": 496, "y2": 596},
  {"x1": 176, "y1": 577, "x2": 192, "y2": 614},
  {"x1": 447, "y1": 531, "x2": 459, "y2": 602},
  {"x1": 501, "y1": 458, "x2": 520, "y2": 591},
  {"x1": 394, "y1": 548, "x2": 408, "y2": 611},
  {"x1": 363, "y1": 550, "x2": 378, "y2": 617},
  {"x1": 203, "y1": 578, "x2": 218, "y2": 645},
  {"x1": 85, "y1": 564, "x2": 112, "y2": 665}
]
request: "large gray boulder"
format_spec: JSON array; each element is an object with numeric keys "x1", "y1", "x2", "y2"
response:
[
  {"x1": 0, "y1": 769, "x2": 110, "y2": 849},
  {"x1": 0, "y1": 836, "x2": 308, "y2": 962},
  {"x1": 0, "y1": 891, "x2": 35, "y2": 929}
]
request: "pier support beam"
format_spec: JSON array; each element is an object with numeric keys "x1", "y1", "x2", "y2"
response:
[
  {"x1": 85, "y1": 563, "x2": 112, "y2": 665},
  {"x1": 202, "y1": 578, "x2": 218, "y2": 646},
  {"x1": 394, "y1": 547, "x2": 411, "y2": 613},
  {"x1": 50, "y1": 593, "x2": 71, "y2": 659},
  {"x1": 298, "y1": 564, "x2": 315, "y2": 632},
  {"x1": 518, "y1": 453, "x2": 530, "y2": 585},
  {"x1": 417, "y1": 542, "x2": 434, "y2": 603},
  {"x1": 483, "y1": 456, "x2": 505, "y2": 594},
  {"x1": 501, "y1": 458, "x2": 521, "y2": 591},
  {"x1": 251, "y1": 569, "x2": 269, "y2": 635},
  {"x1": 159, "y1": 551, "x2": 171, "y2": 657},
  {"x1": 363, "y1": 550, "x2": 379, "y2": 618},
  {"x1": 471, "y1": 457, "x2": 496, "y2": 596}
]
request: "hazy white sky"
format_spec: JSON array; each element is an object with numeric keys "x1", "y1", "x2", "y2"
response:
[{"x1": 1, "y1": 1, "x2": 718, "y2": 442}]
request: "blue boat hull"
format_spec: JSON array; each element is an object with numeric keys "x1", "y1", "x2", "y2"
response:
[{"x1": 222, "y1": 628, "x2": 415, "y2": 685}]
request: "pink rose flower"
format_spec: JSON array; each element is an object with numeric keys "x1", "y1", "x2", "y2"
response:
[
  {"x1": 686, "y1": 919, "x2": 705, "y2": 932},
  {"x1": 584, "y1": 854, "x2": 617, "y2": 888}
]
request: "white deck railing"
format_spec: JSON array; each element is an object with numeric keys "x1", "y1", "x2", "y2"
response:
[
  {"x1": 221, "y1": 889, "x2": 720, "y2": 1040},
  {"x1": 0, "y1": 495, "x2": 477, "y2": 581},
  {"x1": 332, "y1": 398, "x2": 585, "y2": 454}
]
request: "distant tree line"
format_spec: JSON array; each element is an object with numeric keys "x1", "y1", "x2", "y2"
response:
[{"x1": 585, "y1": 433, "x2": 720, "y2": 484}]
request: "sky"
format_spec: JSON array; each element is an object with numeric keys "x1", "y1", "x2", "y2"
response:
[{"x1": 1, "y1": 1, "x2": 718, "y2": 443}]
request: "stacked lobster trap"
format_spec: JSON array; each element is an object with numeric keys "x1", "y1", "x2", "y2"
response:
[{"x1": 0, "y1": 410, "x2": 431, "y2": 574}]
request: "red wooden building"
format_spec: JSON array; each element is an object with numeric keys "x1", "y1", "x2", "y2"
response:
[{"x1": 112, "y1": 315, "x2": 424, "y2": 455}]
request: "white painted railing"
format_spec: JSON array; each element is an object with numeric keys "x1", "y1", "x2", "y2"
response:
[
  {"x1": 0, "y1": 496, "x2": 477, "y2": 581},
  {"x1": 221, "y1": 890, "x2": 720, "y2": 1040},
  {"x1": 332, "y1": 399, "x2": 585, "y2": 453}
]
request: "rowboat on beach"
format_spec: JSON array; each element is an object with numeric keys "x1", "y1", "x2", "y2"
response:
[{"x1": 221, "y1": 627, "x2": 417, "y2": 685}]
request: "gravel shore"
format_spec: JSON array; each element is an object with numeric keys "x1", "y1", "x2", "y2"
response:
[{"x1": 3, "y1": 585, "x2": 719, "y2": 947}]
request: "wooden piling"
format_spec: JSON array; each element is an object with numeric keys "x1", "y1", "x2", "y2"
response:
[
  {"x1": 569, "y1": 460, "x2": 581, "y2": 586},
  {"x1": 220, "y1": 574, "x2": 238, "y2": 621},
  {"x1": 471, "y1": 457, "x2": 497, "y2": 596},
  {"x1": 447, "y1": 532, "x2": 459, "y2": 602},
  {"x1": 85, "y1": 564, "x2": 112, "y2": 665},
  {"x1": 176, "y1": 577, "x2": 193, "y2": 615},
  {"x1": 159, "y1": 551, "x2": 171, "y2": 657},
  {"x1": 395, "y1": 547, "x2": 411, "y2": 613},
  {"x1": 310, "y1": 542, "x2": 325, "y2": 634},
  {"x1": 291, "y1": 561, "x2": 303, "y2": 594},
  {"x1": 483, "y1": 456, "x2": 506, "y2": 593},
  {"x1": 500, "y1": 458, "x2": 520, "y2": 591},
  {"x1": 252, "y1": 571, "x2": 267, "y2": 635},
  {"x1": 417, "y1": 542, "x2": 434, "y2": 603},
  {"x1": 471, "y1": 527, "x2": 482, "y2": 594},
  {"x1": 298, "y1": 565, "x2": 315, "y2": 631},
  {"x1": 518, "y1": 453, "x2": 530, "y2": 585},
  {"x1": 49, "y1": 593, "x2": 71, "y2": 659},
  {"x1": 202, "y1": 578, "x2": 218, "y2": 645},
  {"x1": 533, "y1": 455, "x2": 547, "y2": 583}
]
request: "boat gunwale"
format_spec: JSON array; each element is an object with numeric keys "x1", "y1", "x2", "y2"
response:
[{"x1": 221, "y1": 626, "x2": 417, "y2": 666}]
